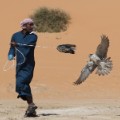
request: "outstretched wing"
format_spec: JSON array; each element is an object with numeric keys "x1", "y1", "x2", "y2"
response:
[
  {"x1": 96, "y1": 35, "x2": 109, "y2": 59},
  {"x1": 74, "y1": 63, "x2": 97, "y2": 85}
]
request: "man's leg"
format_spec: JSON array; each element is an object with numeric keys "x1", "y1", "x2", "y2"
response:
[{"x1": 24, "y1": 96, "x2": 38, "y2": 117}]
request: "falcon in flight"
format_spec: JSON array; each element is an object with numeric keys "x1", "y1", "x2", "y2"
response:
[{"x1": 74, "y1": 35, "x2": 113, "y2": 85}]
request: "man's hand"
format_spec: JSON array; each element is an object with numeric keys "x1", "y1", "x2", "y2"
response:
[
  {"x1": 8, "y1": 54, "x2": 14, "y2": 61},
  {"x1": 10, "y1": 41, "x2": 17, "y2": 47}
]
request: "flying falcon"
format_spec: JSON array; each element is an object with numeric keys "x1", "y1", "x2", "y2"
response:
[{"x1": 74, "y1": 35, "x2": 113, "y2": 85}]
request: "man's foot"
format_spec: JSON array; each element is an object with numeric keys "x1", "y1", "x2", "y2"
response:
[{"x1": 24, "y1": 105, "x2": 38, "y2": 117}]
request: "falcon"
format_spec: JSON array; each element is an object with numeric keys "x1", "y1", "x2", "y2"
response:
[{"x1": 74, "y1": 35, "x2": 113, "y2": 85}]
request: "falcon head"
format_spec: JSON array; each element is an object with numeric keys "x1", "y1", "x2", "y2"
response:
[
  {"x1": 89, "y1": 54, "x2": 113, "y2": 76},
  {"x1": 89, "y1": 54, "x2": 101, "y2": 64}
]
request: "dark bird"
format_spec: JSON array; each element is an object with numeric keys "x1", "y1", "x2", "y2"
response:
[
  {"x1": 57, "y1": 44, "x2": 76, "y2": 54},
  {"x1": 74, "y1": 35, "x2": 113, "y2": 85}
]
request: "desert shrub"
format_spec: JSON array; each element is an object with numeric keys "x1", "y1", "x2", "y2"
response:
[{"x1": 30, "y1": 7, "x2": 71, "y2": 33}]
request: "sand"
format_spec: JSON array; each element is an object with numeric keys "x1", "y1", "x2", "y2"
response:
[
  {"x1": 0, "y1": 99, "x2": 120, "y2": 120},
  {"x1": 0, "y1": 0, "x2": 120, "y2": 119}
]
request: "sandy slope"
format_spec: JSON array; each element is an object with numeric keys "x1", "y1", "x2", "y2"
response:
[{"x1": 0, "y1": 1, "x2": 120, "y2": 119}]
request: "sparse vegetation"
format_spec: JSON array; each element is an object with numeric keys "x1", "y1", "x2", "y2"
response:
[{"x1": 30, "y1": 7, "x2": 71, "y2": 33}]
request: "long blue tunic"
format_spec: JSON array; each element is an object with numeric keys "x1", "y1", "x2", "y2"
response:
[{"x1": 8, "y1": 31, "x2": 37, "y2": 100}]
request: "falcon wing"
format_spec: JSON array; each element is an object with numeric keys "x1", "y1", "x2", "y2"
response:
[
  {"x1": 96, "y1": 35, "x2": 109, "y2": 59},
  {"x1": 74, "y1": 63, "x2": 97, "y2": 85}
]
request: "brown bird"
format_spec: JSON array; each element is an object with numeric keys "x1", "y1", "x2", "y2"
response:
[{"x1": 74, "y1": 35, "x2": 113, "y2": 85}]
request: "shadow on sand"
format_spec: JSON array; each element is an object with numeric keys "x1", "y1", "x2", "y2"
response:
[{"x1": 38, "y1": 113, "x2": 59, "y2": 116}]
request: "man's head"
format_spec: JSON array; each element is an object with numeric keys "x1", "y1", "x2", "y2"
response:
[{"x1": 20, "y1": 18, "x2": 34, "y2": 32}]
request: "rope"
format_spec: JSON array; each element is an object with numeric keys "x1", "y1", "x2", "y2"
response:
[
  {"x1": 3, "y1": 59, "x2": 15, "y2": 72},
  {"x1": 16, "y1": 43, "x2": 55, "y2": 48},
  {"x1": 3, "y1": 47, "x2": 26, "y2": 71},
  {"x1": 15, "y1": 47, "x2": 26, "y2": 66},
  {"x1": 3, "y1": 43, "x2": 56, "y2": 72}
]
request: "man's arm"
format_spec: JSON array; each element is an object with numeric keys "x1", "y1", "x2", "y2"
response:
[{"x1": 8, "y1": 34, "x2": 16, "y2": 60}]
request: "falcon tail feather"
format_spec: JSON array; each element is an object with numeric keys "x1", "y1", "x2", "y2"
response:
[{"x1": 96, "y1": 57, "x2": 113, "y2": 76}]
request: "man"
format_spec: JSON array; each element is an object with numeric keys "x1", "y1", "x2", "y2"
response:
[{"x1": 8, "y1": 18, "x2": 38, "y2": 117}]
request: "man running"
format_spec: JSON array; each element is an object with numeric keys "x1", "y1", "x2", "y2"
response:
[{"x1": 8, "y1": 18, "x2": 38, "y2": 117}]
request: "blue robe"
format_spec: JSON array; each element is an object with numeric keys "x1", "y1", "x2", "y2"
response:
[{"x1": 8, "y1": 31, "x2": 37, "y2": 100}]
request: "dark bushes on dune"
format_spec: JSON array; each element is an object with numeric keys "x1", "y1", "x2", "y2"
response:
[{"x1": 30, "y1": 7, "x2": 71, "y2": 33}]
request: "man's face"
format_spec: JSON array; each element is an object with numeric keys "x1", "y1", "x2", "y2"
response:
[{"x1": 24, "y1": 22, "x2": 34, "y2": 32}]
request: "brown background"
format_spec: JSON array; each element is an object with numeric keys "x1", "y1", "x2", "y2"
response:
[{"x1": 0, "y1": 0, "x2": 120, "y2": 101}]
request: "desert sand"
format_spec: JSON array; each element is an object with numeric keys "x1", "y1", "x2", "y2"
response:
[{"x1": 0, "y1": 0, "x2": 120, "y2": 119}]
